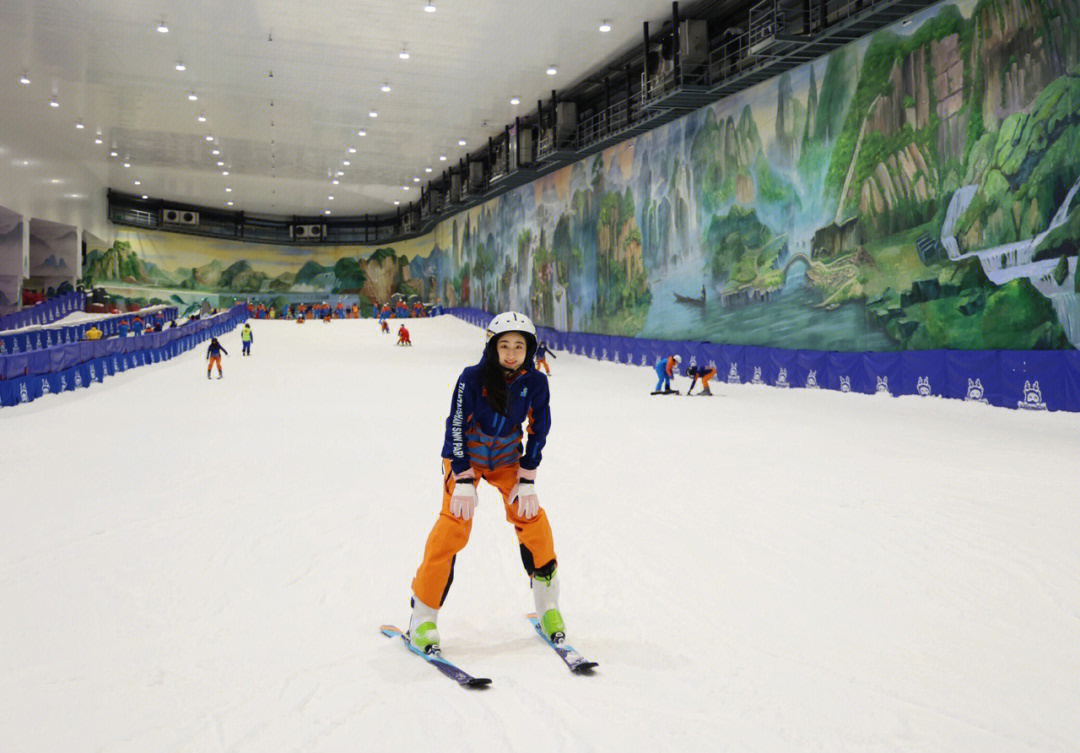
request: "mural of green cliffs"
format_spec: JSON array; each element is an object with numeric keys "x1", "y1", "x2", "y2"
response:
[{"x1": 87, "y1": 0, "x2": 1080, "y2": 349}]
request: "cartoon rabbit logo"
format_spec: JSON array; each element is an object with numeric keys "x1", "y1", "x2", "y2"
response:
[
  {"x1": 839, "y1": 375, "x2": 851, "y2": 392},
  {"x1": 806, "y1": 369, "x2": 819, "y2": 388},
  {"x1": 965, "y1": 378, "x2": 987, "y2": 403},
  {"x1": 876, "y1": 376, "x2": 890, "y2": 394},
  {"x1": 751, "y1": 366, "x2": 764, "y2": 385},
  {"x1": 776, "y1": 367, "x2": 790, "y2": 387},
  {"x1": 1018, "y1": 380, "x2": 1047, "y2": 410},
  {"x1": 727, "y1": 363, "x2": 740, "y2": 384},
  {"x1": 41, "y1": 379, "x2": 50, "y2": 395},
  {"x1": 19, "y1": 382, "x2": 29, "y2": 403},
  {"x1": 916, "y1": 376, "x2": 931, "y2": 396}
]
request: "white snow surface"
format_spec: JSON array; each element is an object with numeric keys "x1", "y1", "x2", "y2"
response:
[{"x1": 2, "y1": 316, "x2": 1079, "y2": 752}]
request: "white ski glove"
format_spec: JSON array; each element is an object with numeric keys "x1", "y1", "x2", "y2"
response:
[
  {"x1": 449, "y1": 474, "x2": 478, "y2": 520},
  {"x1": 513, "y1": 469, "x2": 540, "y2": 519}
]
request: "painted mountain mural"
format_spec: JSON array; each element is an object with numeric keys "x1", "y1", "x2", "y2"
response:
[{"x1": 87, "y1": 0, "x2": 1080, "y2": 349}]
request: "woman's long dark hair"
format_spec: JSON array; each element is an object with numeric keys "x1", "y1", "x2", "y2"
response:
[{"x1": 482, "y1": 332, "x2": 537, "y2": 414}]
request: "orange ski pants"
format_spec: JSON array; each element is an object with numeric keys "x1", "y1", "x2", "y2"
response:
[
  {"x1": 412, "y1": 459, "x2": 557, "y2": 609},
  {"x1": 536, "y1": 357, "x2": 550, "y2": 375},
  {"x1": 207, "y1": 356, "x2": 222, "y2": 374}
]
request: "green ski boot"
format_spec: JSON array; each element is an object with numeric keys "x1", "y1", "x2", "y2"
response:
[
  {"x1": 407, "y1": 596, "x2": 441, "y2": 654},
  {"x1": 532, "y1": 566, "x2": 566, "y2": 642}
]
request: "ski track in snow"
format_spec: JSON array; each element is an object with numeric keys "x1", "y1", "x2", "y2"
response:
[{"x1": 2, "y1": 316, "x2": 1079, "y2": 752}]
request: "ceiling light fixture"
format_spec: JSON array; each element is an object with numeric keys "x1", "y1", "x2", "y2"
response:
[
  {"x1": 425, "y1": 167, "x2": 432, "y2": 172},
  {"x1": 546, "y1": 65, "x2": 557, "y2": 75},
  {"x1": 216, "y1": 160, "x2": 224, "y2": 166},
  {"x1": 413, "y1": 176, "x2": 420, "y2": 182},
  {"x1": 439, "y1": 155, "x2": 447, "y2": 161},
  {"x1": 156, "y1": 19, "x2": 169, "y2": 33},
  {"x1": 402, "y1": 185, "x2": 409, "y2": 191},
  {"x1": 197, "y1": 113, "x2": 207, "y2": 122},
  {"x1": 94, "y1": 135, "x2": 103, "y2": 145},
  {"x1": 343, "y1": 160, "x2": 350, "y2": 166},
  {"x1": 142, "y1": 195, "x2": 149, "y2": 200},
  {"x1": 18, "y1": 72, "x2": 30, "y2": 85},
  {"x1": 175, "y1": 61, "x2": 186, "y2": 71},
  {"x1": 211, "y1": 148, "x2": 220, "y2": 155},
  {"x1": 75, "y1": 119, "x2": 84, "y2": 129},
  {"x1": 348, "y1": 146, "x2": 357, "y2": 153},
  {"x1": 324, "y1": 209, "x2": 331, "y2": 215},
  {"x1": 394, "y1": 200, "x2": 400, "y2": 206},
  {"x1": 336, "y1": 170, "x2": 344, "y2": 176},
  {"x1": 222, "y1": 170, "x2": 229, "y2": 176},
  {"x1": 399, "y1": 49, "x2": 410, "y2": 59},
  {"x1": 328, "y1": 195, "x2": 335, "y2": 200},
  {"x1": 458, "y1": 139, "x2": 466, "y2": 146},
  {"x1": 134, "y1": 180, "x2": 141, "y2": 185},
  {"x1": 424, "y1": 2, "x2": 436, "y2": 12},
  {"x1": 225, "y1": 186, "x2": 232, "y2": 192},
  {"x1": 188, "y1": 91, "x2": 198, "y2": 101},
  {"x1": 369, "y1": 110, "x2": 378, "y2": 118},
  {"x1": 227, "y1": 200, "x2": 234, "y2": 206},
  {"x1": 599, "y1": 20, "x2": 611, "y2": 32},
  {"x1": 381, "y1": 82, "x2": 391, "y2": 92},
  {"x1": 110, "y1": 150, "x2": 118, "y2": 157},
  {"x1": 123, "y1": 162, "x2": 131, "y2": 168},
  {"x1": 510, "y1": 96, "x2": 520, "y2": 105},
  {"x1": 358, "y1": 129, "x2": 367, "y2": 137},
  {"x1": 205, "y1": 135, "x2": 214, "y2": 141},
  {"x1": 49, "y1": 96, "x2": 59, "y2": 108},
  {"x1": 332, "y1": 179, "x2": 340, "y2": 185}
]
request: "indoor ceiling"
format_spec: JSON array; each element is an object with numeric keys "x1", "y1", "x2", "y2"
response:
[{"x1": 1, "y1": 0, "x2": 687, "y2": 219}]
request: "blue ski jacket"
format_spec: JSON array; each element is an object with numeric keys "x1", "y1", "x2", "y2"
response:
[{"x1": 442, "y1": 360, "x2": 551, "y2": 474}]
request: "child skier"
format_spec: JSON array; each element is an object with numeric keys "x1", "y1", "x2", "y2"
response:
[
  {"x1": 396, "y1": 324, "x2": 411, "y2": 346},
  {"x1": 380, "y1": 319, "x2": 390, "y2": 334},
  {"x1": 240, "y1": 323, "x2": 253, "y2": 356},
  {"x1": 535, "y1": 340, "x2": 556, "y2": 375},
  {"x1": 652, "y1": 354, "x2": 681, "y2": 394},
  {"x1": 408, "y1": 312, "x2": 565, "y2": 653},
  {"x1": 206, "y1": 337, "x2": 228, "y2": 379},
  {"x1": 685, "y1": 363, "x2": 717, "y2": 395}
]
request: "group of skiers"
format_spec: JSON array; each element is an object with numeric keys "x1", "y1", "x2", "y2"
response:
[{"x1": 653, "y1": 355, "x2": 716, "y2": 396}]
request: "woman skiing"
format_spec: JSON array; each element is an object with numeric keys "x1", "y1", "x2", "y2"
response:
[
  {"x1": 206, "y1": 337, "x2": 228, "y2": 379},
  {"x1": 408, "y1": 312, "x2": 565, "y2": 652}
]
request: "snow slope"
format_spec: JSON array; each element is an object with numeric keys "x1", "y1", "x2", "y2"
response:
[{"x1": 2, "y1": 316, "x2": 1078, "y2": 752}]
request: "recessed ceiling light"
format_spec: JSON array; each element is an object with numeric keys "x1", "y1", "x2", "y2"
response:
[
  {"x1": 399, "y1": 49, "x2": 410, "y2": 59},
  {"x1": 394, "y1": 200, "x2": 400, "y2": 206},
  {"x1": 413, "y1": 176, "x2": 420, "y2": 182},
  {"x1": 227, "y1": 200, "x2": 233, "y2": 206},
  {"x1": 134, "y1": 180, "x2": 141, "y2": 185},
  {"x1": 324, "y1": 209, "x2": 331, "y2": 215},
  {"x1": 18, "y1": 72, "x2": 30, "y2": 85},
  {"x1": 222, "y1": 170, "x2": 229, "y2": 176},
  {"x1": 50, "y1": 178, "x2": 60, "y2": 184},
  {"x1": 458, "y1": 139, "x2": 466, "y2": 146},
  {"x1": 157, "y1": 20, "x2": 169, "y2": 33},
  {"x1": 599, "y1": 20, "x2": 611, "y2": 32},
  {"x1": 328, "y1": 195, "x2": 335, "y2": 200},
  {"x1": 511, "y1": 96, "x2": 520, "y2": 105},
  {"x1": 343, "y1": 160, "x2": 351, "y2": 166},
  {"x1": 211, "y1": 148, "x2": 220, "y2": 155},
  {"x1": 205, "y1": 135, "x2": 214, "y2": 141},
  {"x1": 381, "y1": 82, "x2": 391, "y2": 93},
  {"x1": 49, "y1": 97, "x2": 59, "y2": 108},
  {"x1": 425, "y1": 167, "x2": 432, "y2": 172},
  {"x1": 439, "y1": 155, "x2": 447, "y2": 161},
  {"x1": 123, "y1": 162, "x2": 131, "y2": 168},
  {"x1": 94, "y1": 136, "x2": 103, "y2": 145},
  {"x1": 336, "y1": 170, "x2": 344, "y2": 176},
  {"x1": 188, "y1": 92, "x2": 198, "y2": 101},
  {"x1": 225, "y1": 186, "x2": 232, "y2": 192},
  {"x1": 424, "y1": 2, "x2": 436, "y2": 12},
  {"x1": 197, "y1": 113, "x2": 206, "y2": 122},
  {"x1": 175, "y1": 61, "x2": 186, "y2": 71},
  {"x1": 369, "y1": 110, "x2": 378, "y2": 118},
  {"x1": 402, "y1": 185, "x2": 409, "y2": 191},
  {"x1": 332, "y1": 179, "x2": 339, "y2": 185},
  {"x1": 216, "y1": 160, "x2": 224, "y2": 166},
  {"x1": 546, "y1": 65, "x2": 557, "y2": 75},
  {"x1": 75, "y1": 119, "x2": 84, "y2": 129},
  {"x1": 358, "y1": 130, "x2": 367, "y2": 137},
  {"x1": 110, "y1": 150, "x2": 118, "y2": 157},
  {"x1": 347, "y1": 146, "x2": 357, "y2": 153}
]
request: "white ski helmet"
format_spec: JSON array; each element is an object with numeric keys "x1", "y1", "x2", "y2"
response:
[
  {"x1": 484, "y1": 311, "x2": 538, "y2": 363},
  {"x1": 673, "y1": 354, "x2": 682, "y2": 363}
]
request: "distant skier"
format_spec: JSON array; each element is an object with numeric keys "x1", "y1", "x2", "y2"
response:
[
  {"x1": 206, "y1": 337, "x2": 228, "y2": 379},
  {"x1": 240, "y1": 323, "x2": 253, "y2": 356},
  {"x1": 535, "y1": 340, "x2": 557, "y2": 375},
  {"x1": 396, "y1": 324, "x2": 411, "y2": 346},
  {"x1": 380, "y1": 319, "x2": 390, "y2": 334},
  {"x1": 685, "y1": 363, "x2": 717, "y2": 396},
  {"x1": 652, "y1": 354, "x2": 681, "y2": 394},
  {"x1": 407, "y1": 312, "x2": 566, "y2": 654}
]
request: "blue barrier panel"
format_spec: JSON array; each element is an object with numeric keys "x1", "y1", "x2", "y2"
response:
[
  {"x1": 862, "y1": 351, "x2": 902, "y2": 396},
  {"x1": 1063, "y1": 352, "x2": 1080, "y2": 413},
  {"x1": 792, "y1": 350, "x2": 826, "y2": 389},
  {"x1": 718, "y1": 345, "x2": 745, "y2": 384},
  {"x1": 825, "y1": 351, "x2": 864, "y2": 393},
  {"x1": 743, "y1": 346, "x2": 771, "y2": 386},
  {"x1": 999, "y1": 350, "x2": 1065, "y2": 412},
  {"x1": 945, "y1": 350, "x2": 1001, "y2": 406},
  {"x1": 768, "y1": 348, "x2": 798, "y2": 388},
  {"x1": 898, "y1": 350, "x2": 946, "y2": 398}
]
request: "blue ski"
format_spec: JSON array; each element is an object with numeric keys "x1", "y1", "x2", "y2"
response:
[
  {"x1": 379, "y1": 625, "x2": 491, "y2": 688},
  {"x1": 527, "y1": 613, "x2": 598, "y2": 674}
]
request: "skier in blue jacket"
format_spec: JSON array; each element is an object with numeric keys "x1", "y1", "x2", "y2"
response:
[{"x1": 408, "y1": 311, "x2": 566, "y2": 653}]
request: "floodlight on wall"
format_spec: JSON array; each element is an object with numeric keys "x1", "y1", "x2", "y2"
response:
[
  {"x1": 205, "y1": 135, "x2": 214, "y2": 141},
  {"x1": 225, "y1": 186, "x2": 232, "y2": 192},
  {"x1": 222, "y1": 170, "x2": 229, "y2": 176},
  {"x1": 211, "y1": 148, "x2": 220, "y2": 155},
  {"x1": 424, "y1": 2, "x2": 436, "y2": 12},
  {"x1": 123, "y1": 162, "x2": 131, "y2": 168},
  {"x1": 413, "y1": 176, "x2": 420, "y2": 182},
  {"x1": 110, "y1": 150, "x2": 118, "y2": 157},
  {"x1": 394, "y1": 200, "x2": 400, "y2": 206},
  {"x1": 94, "y1": 133, "x2": 103, "y2": 145},
  {"x1": 324, "y1": 209, "x2": 331, "y2": 215},
  {"x1": 216, "y1": 161, "x2": 225, "y2": 166},
  {"x1": 134, "y1": 180, "x2": 141, "y2": 186},
  {"x1": 332, "y1": 179, "x2": 340, "y2": 185},
  {"x1": 328, "y1": 195, "x2": 334, "y2": 201}
]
